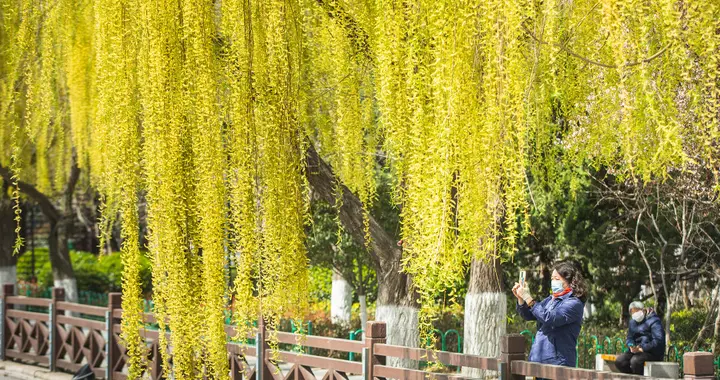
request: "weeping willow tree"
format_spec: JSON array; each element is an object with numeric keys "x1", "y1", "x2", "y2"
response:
[{"x1": 2, "y1": 0, "x2": 720, "y2": 377}]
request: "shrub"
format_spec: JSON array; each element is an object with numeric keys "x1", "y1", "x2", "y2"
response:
[
  {"x1": 17, "y1": 249, "x2": 152, "y2": 295},
  {"x1": 670, "y1": 307, "x2": 708, "y2": 350}
]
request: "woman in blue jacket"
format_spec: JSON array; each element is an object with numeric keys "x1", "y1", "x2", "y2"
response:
[{"x1": 512, "y1": 262, "x2": 587, "y2": 369}]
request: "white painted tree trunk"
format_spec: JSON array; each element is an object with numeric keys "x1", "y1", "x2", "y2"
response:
[
  {"x1": 375, "y1": 305, "x2": 419, "y2": 368},
  {"x1": 0, "y1": 266, "x2": 16, "y2": 290},
  {"x1": 462, "y1": 292, "x2": 506, "y2": 379},
  {"x1": 359, "y1": 294, "x2": 368, "y2": 334},
  {"x1": 584, "y1": 301, "x2": 596, "y2": 319},
  {"x1": 331, "y1": 269, "x2": 353, "y2": 325},
  {"x1": 54, "y1": 277, "x2": 78, "y2": 303}
]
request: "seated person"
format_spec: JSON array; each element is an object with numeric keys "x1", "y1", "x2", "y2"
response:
[{"x1": 615, "y1": 301, "x2": 666, "y2": 375}]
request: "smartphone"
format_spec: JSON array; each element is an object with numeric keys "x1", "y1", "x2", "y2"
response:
[{"x1": 519, "y1": 271, "x2": 526, "y2": 287}]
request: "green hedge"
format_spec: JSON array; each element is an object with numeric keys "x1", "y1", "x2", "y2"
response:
[{"x1": 17, "y1": 248, "x2": 153, "y2": 295}]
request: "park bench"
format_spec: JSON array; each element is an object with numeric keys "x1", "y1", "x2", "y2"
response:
[
  {"x1": 596, "y1": 353, "x2": 680, "y2": 378},
  {"x1": 596, "y1": 354, "x2": 620, "y2": 372}
]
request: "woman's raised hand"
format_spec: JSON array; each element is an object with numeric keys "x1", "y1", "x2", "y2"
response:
[
  {"x1": 513, "y1": 282, "x2": 534, "y2": 305},
  {"x1": 512, "y1": 282, "x2": 525, "y2": 304}
]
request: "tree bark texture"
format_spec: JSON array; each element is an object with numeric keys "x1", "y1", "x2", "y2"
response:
[
  {"x1": 306, "y1": 144, "x2": 419, "y2": 367},
  {"x1": 462, "y1": 257, "x2": 506, "y2": 378}
]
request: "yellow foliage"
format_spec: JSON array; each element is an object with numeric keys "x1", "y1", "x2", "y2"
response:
[{"x1": 2, "y1": 0, "x2": 720, "y2": 374}]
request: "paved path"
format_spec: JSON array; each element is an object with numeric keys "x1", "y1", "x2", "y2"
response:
[
  {"x1": 0, "y1": 362, "x2": 71, "y2": 380},
  {"x1": 0, "y1": 360, "x2": 364, "y2": 380}
]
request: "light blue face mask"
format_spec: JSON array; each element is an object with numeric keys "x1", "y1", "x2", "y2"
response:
[{"x1": 551, "y1": 279, "x2": 565, "y2": 293}]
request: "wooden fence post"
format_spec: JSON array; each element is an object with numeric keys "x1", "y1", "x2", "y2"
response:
[
  {"x1": 256, "y1": 317, "x2": 282, "y2": 380},
  {"x1": 0, "y1": 284, "x2": 14, "y2": 361},
  {"x1": 106, "y1": 293, "x2": 121, "y2": 380},
  {"x1": 49, "y1": 287, "x2": 65, "y2": 372},
  {"x1": 683, "y1": 352, "x2": 714, "y2": 380},
  {"x1": 364, "y1": 321, "x2": 386, "y2": 380},
  {"x1": 499, "y1": 334, "x2": 525, "y2": 380},
  {"x1": 257, "y1": 318, "x2": 266, "y2": 380}
]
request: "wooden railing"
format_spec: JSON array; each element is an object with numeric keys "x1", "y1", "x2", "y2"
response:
[{"x1": 0, "y1": 285, "x2": 715, "y2": 379}]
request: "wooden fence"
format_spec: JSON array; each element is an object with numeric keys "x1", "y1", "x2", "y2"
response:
[{"x1": 0, "y1": 285, "x2": 714, "y2": 380}]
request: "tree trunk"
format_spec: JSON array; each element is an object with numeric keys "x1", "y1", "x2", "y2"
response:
[
  {"x1": 583, "y1": 300, "x2": 595, "y2": 319},
  {"x1": 620, "y1": 298, "x2": 629, "y2": 327},
  {"x1": 539, "y1": 249, "x2": 551, "y2": 296},
  {"x1": 331, "y1": 268, "x2": 353, "y2": 325},
  {"x1": 359, "y1": 294, "x2": 367, "y2": 331},
  {"x1": 0, "y1": 161, "x2": 80, "y2": 302},
  {"x1": 660, "y1": 256, "x2": 672, "y2": 346},
  {"x1": 374, "y1": 264, "x2": 418, "y2": 368},
  {"x1": 306, "y1": 144, "x2": 419, "y2": 367},
  {"x1": 462, "y1": 257, "x2": 505, "y2": 378},
  {"x1": 48, "y1": 219, "x2": 77, "y2": 302},
  {"x1": 681, "y1": 280, "x2": 690, "y2": 309},
  {"x1": 694, "y1": 279, "x2": 719, "y2": 351},
  {"x1": 0, "y1": 194, "x2": 18, "y2": 289},
  {"x1": 713, "y1": 290, "x2": 720, "y2": 354},
  {"x1": 357, "y1": 266, "x2": 368, "y2": 332}
]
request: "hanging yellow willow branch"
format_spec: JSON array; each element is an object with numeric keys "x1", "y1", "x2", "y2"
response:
[
  {"x1": 181, "y1": 0, "x2": 228, "y2": 376},
  {"x1": 374, "y1": 0, "x2": 532, "y2": 345},
  {"x1": 397, "y1": 0, "x2": 459, "y2": 342},
  {"x1": 138, "y1": 0, "x2": 204, "y2": 376},
  {"x1": 91, "y1": 0, "x2": 145, "y2": 376},
  {"x1": 557, "y1": 0, "x2": 702, "y2": 181},
  {"x1": 374, "y1": 0, "x2": 410, "y2": 203},
  {"x1": 221, "y1": 0, "x2": 260, "y2": 346},
  {"x1": 224, "y1": 0, "x2": 309, "y2": 358},
  {"x1": 0, "y1": 0, "x2": 29, "y2": 255},
  {"x1": 63, "y1": 0, "x2": 93, "y2": 172},
  {"x1": 686, "y1": 0, "x2": 720, "y2": 180},
  {"x1": 25, "y1": 0, "x2": 59, "y2": 195},
  {"x1": 301, "y1": 0, "x2": 377, "y2": 251}
]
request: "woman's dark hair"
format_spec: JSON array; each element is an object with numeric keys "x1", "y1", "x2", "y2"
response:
[{"x1": 554, "y1": 261, "x2": 587, "y2": 303}]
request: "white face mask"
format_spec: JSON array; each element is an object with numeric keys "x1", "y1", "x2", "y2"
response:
[
  {"x1": 551, "y1": 279, "x2": 565, "y2": 293},
  {"x1": 632, "y1": 310, "x2": 645, "y2": 323}
]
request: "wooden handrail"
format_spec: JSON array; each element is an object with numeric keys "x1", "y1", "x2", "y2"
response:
[
  {"x1": 274, "y1": 331, "x2": 364, "y2": 353},
  {"x1": 374, "y1": 343, "x2": 499, "y2": 370},
  {"x1": 56, "y1": 301, "x2": 107, "y2": 317},
  {"x1": 6, "y1": 296, "x2": 52, "y2": 307}
]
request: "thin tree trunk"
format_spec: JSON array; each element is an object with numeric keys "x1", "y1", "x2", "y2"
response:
[
  {"x1": 0, "y1": 193, "x2": 18, "y2": 289},
  {"x1": 659, "y1": 246, "x2": 672, "y2": 346},
  {"x1": 713, "y1": 299, "x2": 720, "y2": 354},
  {"x1": 357, "y1": 265, "x2": 368, "y2": 332},
  {"x1": 540, "y1": 249, "x2": 551, "y2": 296},
  {"x1": 462, "y1": 257, "x2": 505, "y2": 379},
  {"x1": 359, "y1": 294, "x2": 367, "y2": 331},
  {"x1": 330, "y1": 268, "x2": 353, "y2": 325},
  {"x1": 694, "y1": 279, "x2": 720, "y2": 351},
  {"x1": 640, "y1": 249, "x2": 658, "y2": 299}
]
